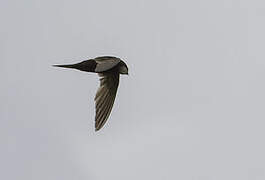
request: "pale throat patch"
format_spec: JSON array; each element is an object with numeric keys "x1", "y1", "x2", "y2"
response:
[{"x1": 94, "y1": 58, "x2": 120, "y2": 72}]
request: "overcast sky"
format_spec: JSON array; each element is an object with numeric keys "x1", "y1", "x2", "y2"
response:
[{"x1": 1, "y1": 0, "x2": 265, "y2": 179}]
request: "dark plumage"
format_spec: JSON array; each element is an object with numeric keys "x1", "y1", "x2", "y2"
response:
[{"x1": 53, "y1": 56, "x2": 128, "y2": 131}]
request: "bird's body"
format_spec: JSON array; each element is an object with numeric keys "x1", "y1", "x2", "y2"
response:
[{"x1": 53, "y1": 56, "x2": 128, "y2": 131}]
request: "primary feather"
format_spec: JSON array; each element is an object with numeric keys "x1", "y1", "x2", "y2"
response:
[{"x1": 94, "y1": 73, "x2": 120, "y2": 131}]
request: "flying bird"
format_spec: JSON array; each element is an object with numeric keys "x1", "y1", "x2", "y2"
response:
[{"x1": 53, "y1": 56, "x2": 128, "y2": 131}]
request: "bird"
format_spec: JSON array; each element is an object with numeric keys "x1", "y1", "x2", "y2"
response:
[{"x1": 53, "y1": 56, "x2": 128, "y2": 131}]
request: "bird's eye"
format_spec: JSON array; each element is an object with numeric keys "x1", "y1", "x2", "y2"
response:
[{"x1": 119, "y1": 66, "x2": 128, "y2": 74}]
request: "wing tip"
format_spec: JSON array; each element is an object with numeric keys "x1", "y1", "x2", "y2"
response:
[{"x1": 95, "y1": 124, "x2": 103, "y2": 131}]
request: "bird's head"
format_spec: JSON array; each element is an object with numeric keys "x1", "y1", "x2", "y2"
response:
[{"x1": 118, "y1": 61, "x2": 129, "y2": 75}]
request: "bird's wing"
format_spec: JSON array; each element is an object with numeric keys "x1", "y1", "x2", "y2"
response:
[
  {"x1": 94, "y1": 56, "x2": 120, "y2": 72},
  {"x1": 94, "y1": 72, "x2": 120, "y2": 131}
]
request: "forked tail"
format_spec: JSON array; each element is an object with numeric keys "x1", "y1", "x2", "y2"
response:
[{"x1": 52, "y1": 64, "x2": 78, "y2": 69}]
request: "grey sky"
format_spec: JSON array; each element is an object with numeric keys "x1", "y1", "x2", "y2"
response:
[{"x1": 1, "y1": 0, "x2": 265, "y2": 179}]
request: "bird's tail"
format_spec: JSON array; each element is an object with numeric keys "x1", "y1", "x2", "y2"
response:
[{"x1": 52, "y1": 64, "x2": 79, "y2": 69}]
